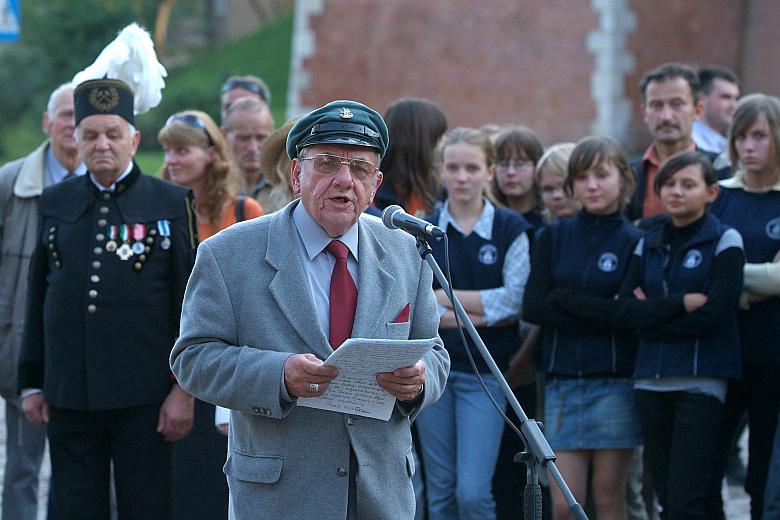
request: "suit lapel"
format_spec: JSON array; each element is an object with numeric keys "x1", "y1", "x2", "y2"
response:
[
  {"x1": 353, "y1": 219, "x2": 394, "y2": 338},
  {"x1": 266, "y1": 202, "x2": 332, "y2": 360}
]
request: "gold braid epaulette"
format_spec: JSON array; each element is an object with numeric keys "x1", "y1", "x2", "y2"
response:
[{"x1": 184, "y1": 192, "x2": 199, "y2": 250}]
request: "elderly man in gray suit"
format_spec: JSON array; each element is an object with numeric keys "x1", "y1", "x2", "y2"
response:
[{"x1": 171, "y1": 100, "x2": 450, "y2": 520}]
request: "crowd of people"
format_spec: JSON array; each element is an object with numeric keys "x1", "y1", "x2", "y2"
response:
[{"x1": 1, "y1": 46, "x2": 779, "y2": 520}]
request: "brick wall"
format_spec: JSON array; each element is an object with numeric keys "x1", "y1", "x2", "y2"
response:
[{"x1": 290, "y1": 0, "x2": 778, "y2": 153}]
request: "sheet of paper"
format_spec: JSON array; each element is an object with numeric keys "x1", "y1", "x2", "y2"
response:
[{"x1": 296, "y1": 337, "x2": 436, "y2": 421}]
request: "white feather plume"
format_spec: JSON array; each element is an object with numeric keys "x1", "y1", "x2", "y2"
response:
[{"x1": 72, "y1": 23, "x2": 167, "y2": 115}]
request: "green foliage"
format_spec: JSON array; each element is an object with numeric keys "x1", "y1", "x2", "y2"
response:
[
  {"x1": 135, "y1": 150, "x2": 164, "y2": 175},
  {"x1": 0, "y1": 5, "x2": 293, "y2": 163},
  {"x1": 20, "y1": 1, "x2": 157, "y2": 82},
  {"x1": 136, "y1": 9, "x2": 294, "y2": 150}
]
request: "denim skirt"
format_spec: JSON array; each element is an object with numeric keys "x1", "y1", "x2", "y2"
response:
[{"x1": 543, "y1": 377, "x2": 642, "y2": 451}]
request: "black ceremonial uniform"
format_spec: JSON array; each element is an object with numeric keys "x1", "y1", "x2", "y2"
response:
[
  {"x1": 17, "y1": 163, "x2": 197, "y2": 518},
  {"x1": 18, "y1": 164, "x2": 196, "y2": 407}
]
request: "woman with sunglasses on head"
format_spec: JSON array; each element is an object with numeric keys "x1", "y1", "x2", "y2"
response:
[
  {"x1": 523, "y1": 136, "x2": 642, "y2": 520},
  {"x1": 705, "y1": 93, "x2": 780, "y2": 519},
  {"x1": 415, "y1": 127, "x2": 532, "y2": 520},
  {"x1": 158, "y1": 110, "x2": 263, "y2": 520},
  {"x1": 159, "y1": 110, "x2": 264, "y2": 240}
]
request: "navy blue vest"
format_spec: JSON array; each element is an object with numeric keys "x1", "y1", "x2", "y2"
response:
[
  {"x1": 428, "y1": 206, "x2": 530, "y2": 373},
  {"x1": 712, "y1": 186, "x2": 780, "y2": 363},
  {"x1": 543, "y1": 210, "x2": 641, "y2": 377},
  {"x1": 634, "y1": 214, "x2": 742, "y2": 379}
]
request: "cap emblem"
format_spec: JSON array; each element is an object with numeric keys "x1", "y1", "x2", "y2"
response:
[
  {"x1": 338, "y1": 107, "x2": 354, "y2": 119},
  {"x1": 89, "y1": 86, "x2": 120, "y2": 113}
]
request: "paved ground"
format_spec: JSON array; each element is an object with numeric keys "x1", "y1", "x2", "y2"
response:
[{"x1": 0, "y1": 401, "x2": 752, "y2": 519}]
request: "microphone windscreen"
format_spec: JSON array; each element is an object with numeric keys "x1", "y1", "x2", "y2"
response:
[{"x1": 382, "y1": 205, "x2": 403, "y2": 230}]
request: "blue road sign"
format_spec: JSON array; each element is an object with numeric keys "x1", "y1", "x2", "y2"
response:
[{"x1": 0, "y1": 0, "x2": 20, "y2": 42}]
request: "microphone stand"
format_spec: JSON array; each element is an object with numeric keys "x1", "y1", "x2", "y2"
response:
[{"x1": 414, "y1": 235, "x2": 588, "y2": 520}]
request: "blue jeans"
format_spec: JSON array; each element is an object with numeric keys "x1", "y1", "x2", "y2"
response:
[{"x1": 416, "y1": 370, "x2": 507, "y2": 520}]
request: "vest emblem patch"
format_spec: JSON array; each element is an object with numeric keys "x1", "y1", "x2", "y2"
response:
[
  {"x1": 597, "y1": 252, "x2": 618, "y2": 272},
  {"x1": 766, "y1": 217, "x2": 780, "y2": 240},
  {"x1": 478, "y1": 244, "x2": 498, "y2": 265},
  {"x1": 683, "y1": 249, "x2": 703, "y2": 269}
]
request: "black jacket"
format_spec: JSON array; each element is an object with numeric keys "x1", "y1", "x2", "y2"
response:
[{"x1": 18, "y1": 164, "x2": 197, "y2": 410}]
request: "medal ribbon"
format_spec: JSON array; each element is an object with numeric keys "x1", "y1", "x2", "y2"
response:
[
  {"x1": 120, "y1": 224, "x2": 130, "y2": 243},
  {"x1": 132, "y1": 223, "x2": 145, "y2": 241},
  {"x1": 159, "y1": 220, "x2": 171, "y2": 238},
  {"x1": 108, "y1": 225, "x2": 118, "y2": 241}
]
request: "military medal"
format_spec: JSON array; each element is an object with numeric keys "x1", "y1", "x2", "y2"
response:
[
  {"x1": 117, "y1": 224, "x2": 133, "y2": 260},
  {"x1": 158, "y1": 220, "x2": 171, "y2": 250},
  {"x1": 106, "y1": 225, "x2": 118, "y2": 252},
  {"x1": 131, "y1": 223, "x2": 146, "y2": 254}
]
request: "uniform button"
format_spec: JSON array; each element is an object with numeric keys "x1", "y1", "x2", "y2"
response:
[
  {"x1": 102, "y1": 192, "x2": 111, "y2": 200},
  {"x1": 48, "y1": 234, "x2": 55, "y2": 241},
  {"x1": 149, "y1": 229, "x2": 157, "y2": 236},
  {"x1": 87, "y1": 304, "x2": 97, "y2": 313},
  {"x1": 93, "y1": 247, "x2": 103, "y2": 255},
  {"x1": 336, "y1": 467, "x2": 348, "y2": 477},
  {"x1": 48, "y1": 243, "x2": 55, "y2": 250},
  {"x1": 51, "y1": 251, "x2": 59, "y2": 258},
  {"x1": 90, "y1": 274, "x2": 100, "y2": 283},
  {"x1": 346, "y1": 417, "x2": 354, "y2": 426},
  {"x1": 145, "y1": 236, "x2": 154, "y2": 245},
  {"x1": 92, "y1": 260, "x2": 101, "y2": 269},
  {"x1": 96, "y1": 233, "x2": 105, "y2": 241},
  {"x1": 88, "y1": 290, "x2": 98, "y2": 298},
  {"x1": 144, "y1": 246, "x2": 151, "y2": 254},
  {"x1": 49, "y1": 226, "x2": 56, "y2": 233},
  {"x1": 138, "y1": 254, "x2": 146, "y2": 262},
  {"x1": 252, "y1": 406, "x2": 261, "y2": 414},
  {"x1": 99, "y1": 206, "x2": 109, "y2": 215},
  {"x1": 98, "y1": 219, "x2": 108, "y2": 227},
  {"x1": 54, "y1": 260, "x2": 62, "y2": 268},
  {"x1": 133, "y1": 262, "x2": 142, "y2": 271}
]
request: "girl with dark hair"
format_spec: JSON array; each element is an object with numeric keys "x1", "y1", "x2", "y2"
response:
[
  {"x1": 523, "y1": 136, "x2": 641, "y2": 520},
  {"x1": 374, "y1": 97, "x2": 448, "y2": 216},
  {"x1": 551, "y1": 151, "x2": 744, "y2": 519},
  {"x1": 491, "y1": 126, "x2": 545, "y2": 229}
]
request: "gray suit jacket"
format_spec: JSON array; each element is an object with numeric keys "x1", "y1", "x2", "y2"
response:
[{"x1": 171, "y1": 200, "x2": 449, "y2": 520}]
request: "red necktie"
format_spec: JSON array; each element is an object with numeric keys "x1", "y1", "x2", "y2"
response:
[{"x1": 326, "y1": 240, "x2": 357, "y2": 349}]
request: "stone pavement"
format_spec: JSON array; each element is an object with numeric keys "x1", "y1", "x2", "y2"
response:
[{"x1": 0, "y1": 401, "x2": 752, "y2": 519}]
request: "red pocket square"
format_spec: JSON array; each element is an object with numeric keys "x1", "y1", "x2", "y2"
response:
[{"x1": 393, "y1": 303, "x2": 410, "y2": 323}]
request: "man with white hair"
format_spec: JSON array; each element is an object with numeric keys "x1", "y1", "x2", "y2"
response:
[
  {"x1": 0, "y1": 82, "x2": 84, "y2": 520},
  {"x1": 18, "y1": 76, "x2": 197, "y2": 519}
]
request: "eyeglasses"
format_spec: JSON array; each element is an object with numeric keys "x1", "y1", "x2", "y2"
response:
[
  {"x1": 166, "y1": 114, "x2": 214, "y2": 146},
  {"x1": 496, "y1": 158, "x2": 534, "y2": 171},
  {"x1": 220, "y1": 79, "x2": 269, "y2": 102},
  {"x1": 299, "y1": 153, "x2": 378, "y2": 181}
]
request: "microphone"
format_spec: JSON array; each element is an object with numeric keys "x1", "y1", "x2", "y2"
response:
[{"x1": 382, "y1": 205, "x2": 445, "y2": 238}]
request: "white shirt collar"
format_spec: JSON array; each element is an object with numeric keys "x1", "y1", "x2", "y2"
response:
[
  {"x1": 89, "y1": 162, "x2": 134, "y2": 192},
  {"x1": 720, "y1": 169, "x2": 780, "y2": 192},
  {"x1": 692, "y1": 119, "x2": 727, "y2": 154},
  {"x1": 292, "y1": 201, "x2": 359, "y2": 261},
  {"x1": 437, "y1": 199, "x2": 495, "y2": 240}
]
